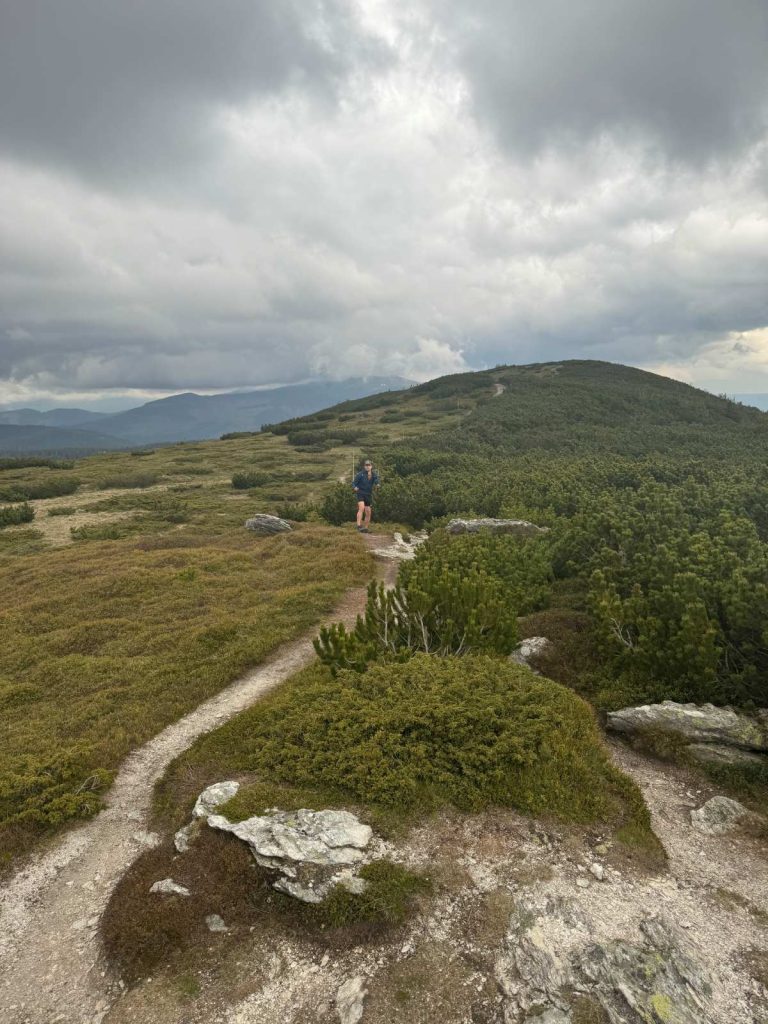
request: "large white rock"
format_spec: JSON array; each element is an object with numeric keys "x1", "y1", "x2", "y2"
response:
[
  {"x1": 690, "y1": 796, "x2": 750, "y2": 835},
  {"x1": 193, "y1": 780, "x2": 240, "y2": 820},
  {"x1": 245, "y1": 514, "x2": 292, "y2": 535},
  {"x1": 208, "y1": 808, "x2": 371, "y2": 870},
  {"x1": 606, "y1": 701, "x2": 768, "y2": 752}
]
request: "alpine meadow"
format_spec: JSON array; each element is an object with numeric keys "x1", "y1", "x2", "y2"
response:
[{"x1": 1, "y1": 361, "x2": 767, "y2": 1024}]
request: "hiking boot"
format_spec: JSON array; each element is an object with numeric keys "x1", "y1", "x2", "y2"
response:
[{"x1": 360, "y1": 527, "x2": 370, "y2": 533}]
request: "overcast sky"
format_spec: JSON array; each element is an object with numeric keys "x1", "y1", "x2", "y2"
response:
[{"x1": 1, "y1": 0, "x2": 767, "y2": 407}]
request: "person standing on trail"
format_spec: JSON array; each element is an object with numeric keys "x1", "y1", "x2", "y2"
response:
[{"x1": 352, "y1": 458, "x2": 380, "y2": 533}]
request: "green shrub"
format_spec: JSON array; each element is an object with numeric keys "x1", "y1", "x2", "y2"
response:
[
  {"x1": 315, "y1": 569, "x2": 517, "y2": 673},
  {"x1": 275, "y1": 502, "x2": 313, "y2": 522},
  {"x1": 0, "y1": 457, "x2": 75, "y2": 471},
  {"x1": 47, "y1": 506, "x2": 77, "y2": 517},
  {"x1": 317, "y1": 859, "x2": 430, "y2": 928},
  {"x1": 320, "y1": 482, "x2": 357, "y2": 525},
  {"x1": 129, "y1": 449, "x2": 156, "y2": 457},
  {"x1": 0, "y1": 477, "x2": 80, "y2": 501},
  {"x1": 0, "y1": 503, "x2": 35, "y2": 529},
  {"x1": 232, "y1": 471, "x2": 268, "y2": 490},
  {"x1": 97, "y1": 473, "x2": 159, "y2": 490},
  {"x1": 184, "y1": 655, "x2": 654, "y2": 832}
]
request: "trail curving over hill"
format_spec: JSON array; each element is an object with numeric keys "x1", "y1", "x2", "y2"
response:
[{"x1": 0, "y1": 536, "x2": 395, "y2": 1024}]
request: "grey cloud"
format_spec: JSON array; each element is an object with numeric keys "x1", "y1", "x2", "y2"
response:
[
  {"x1": 437, "y1": 0, "x2": 768, "y2": 162},
  {"x1": 0, "y1": 0, "x2": 383, "y2": 185}
]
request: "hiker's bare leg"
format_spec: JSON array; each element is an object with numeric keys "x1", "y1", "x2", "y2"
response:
[
  {"x1": 364, "y1": 506, "x2": 372, "y2": 528},
  {"x1": 356, "y1": 500, "x2": 366, "y2": 527}
]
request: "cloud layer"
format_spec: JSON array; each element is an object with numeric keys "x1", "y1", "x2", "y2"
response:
[{"x1": 1, "y1": 0, "x2": 767, "y2": 400}]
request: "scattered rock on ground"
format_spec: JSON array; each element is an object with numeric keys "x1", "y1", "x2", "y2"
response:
[
  {"x1": 606, "y1": 700, "x2": 768, "y2": 752},
  {"x1": 149, "y1": 878, "x2": 190, "y2": 897},
  {"x1": 193, "y1": 780, "x2": 240, "y2": 820},
  {"x1": 497, "y1": 896, "x2": 714, "y2": 1024},
  {"x1": 205, "y1": 914, "x2": 228, "y2": 933},
  {"x1": 446, "y1": 517, "x2": 548, "y2": 537},
  {"x1": 173, "y1": 821, "x2": 200, "y2": 853},
  {"x1": 370, "y1": 530, "x2": 427, "y2": 561},
  {"x1": 690, "y1": 795, "x2": 750, "y2": 835},
  {"x1": 509, "y1": 636, "x2": 551, "y2": 670},
  {"x1": 244, "y1": 514, "x2": 292, "y2": 534},
  {"x1": 336, "y1": 975, "x2": 367, "y2": 1024},
  {"x1": 208, "y1": 806, "x2": 373, "y2": 903}
]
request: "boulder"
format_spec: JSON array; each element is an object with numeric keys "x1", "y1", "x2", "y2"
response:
[
  {"x1": 173, "y1": 821, "x2": 200, "y2": 853},
  {"x1": 606, "y1": 701, "x2": 768, "y2": 752},
  {"x1": 690, "y1": 795, "x2": 750, "y2": 835},
  {"x1": 193, "y1": 780, "x2": 239, "y2": 820},
  {"x1": 208, "y1": 807, "x2": 373, "y2": 904},
  {"x1": 245, "y1": 514, "x2": 292, "y2": 535},
  {"x1": 149, "y1": 878, "x2": 190, "y2": 897},
  {"x1": 509, "y1": 636, "x2": 551, "y2": 670},
  {"x1": 446, "y1": 518, "x2": 548, "y2": 537},
  {"x1": 336, "y1": 976, "x2": 367, "y2": 1024}
]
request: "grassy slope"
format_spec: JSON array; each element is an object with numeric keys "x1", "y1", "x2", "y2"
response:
[{"x1": 0, "y1": 432, "x2": 373, "y2": 866}]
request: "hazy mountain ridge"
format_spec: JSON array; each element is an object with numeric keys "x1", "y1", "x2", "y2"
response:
[{"x1": 0, "y1": 377, "x2": 412, "y2": 453}]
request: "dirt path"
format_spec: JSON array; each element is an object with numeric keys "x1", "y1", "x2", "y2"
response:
[{"x1": 0, "y1": 534, "x2": 394, "y2": 1024}]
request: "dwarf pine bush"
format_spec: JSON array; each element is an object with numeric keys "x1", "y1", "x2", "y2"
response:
[{"x1": 0, "y1": 503, "x2": 35, "y2": 529}]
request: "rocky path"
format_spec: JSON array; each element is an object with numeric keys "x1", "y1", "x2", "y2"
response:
[{"x1": 0, "y1": 534, "x2": 394, "y2": 1024}]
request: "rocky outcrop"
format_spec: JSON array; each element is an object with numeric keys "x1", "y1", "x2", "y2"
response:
[
  {"x1": 208, "y1": 807, "x2": 374, "y2": 904},
  {"x1": 446, "y1": 518, "x2": 548, "y2": 537},
  {"x1": 245, "y1": 514, "x2": 292, "y2": 534},
  {"x1": 606, "y1": 701, "x2": 768, "y2": 752},
  {"x1": 509, "y1": 636, "x2": 551, "y2": 671},
  {"x1": 496, "y1": 896, "x2": 713, "y2": 1024},
  {"x1": 370, "y1": 531, "x2": 427, "y2": 561},
  {"x1": 690, "y1": 795, "x2": 750, "y2": 835}
]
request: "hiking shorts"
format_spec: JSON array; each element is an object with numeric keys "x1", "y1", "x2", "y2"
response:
[{"x1": 356, "y1": 493, "x2": 372, "y2": 507}]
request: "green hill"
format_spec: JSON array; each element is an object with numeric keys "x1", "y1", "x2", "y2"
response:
[{"x1": 266, "y1": 360, "x2": 767, "y2": 458}]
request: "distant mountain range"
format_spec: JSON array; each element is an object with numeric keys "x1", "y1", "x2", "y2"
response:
[{"x1": 0, "y1": 377, "x2": 412, "y2": 454}]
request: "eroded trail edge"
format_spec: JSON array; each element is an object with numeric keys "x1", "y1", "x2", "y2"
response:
[{"x1": 0, "y1": 540, "x2": 394, "y2": 1024}]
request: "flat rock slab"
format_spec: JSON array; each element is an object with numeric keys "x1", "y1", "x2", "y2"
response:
[
  {"x1": 149, "y1": 878, "x2": 190, "y2": 897},
  {"x1": 606, "y1": 700, "x2": 768, "y2": 752},
  {"x1": 245, "y1": 514, "x2": 292, "y2": 534},
  {"x1": 446, "y1": 518, "x2": 548, "y2": 537}
]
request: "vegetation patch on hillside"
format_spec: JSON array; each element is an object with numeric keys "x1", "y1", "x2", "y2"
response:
[
  {"x1": 159, "y1": 655, "x2": 657, "y2": 847},
  {"x1": 0, "y1": 524, "x2": 370, "y2": 868}
]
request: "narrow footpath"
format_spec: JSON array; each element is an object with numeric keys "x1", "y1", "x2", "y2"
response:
[{"x1": 0, "y1": 534, "x2": 396, "y2": 1024}]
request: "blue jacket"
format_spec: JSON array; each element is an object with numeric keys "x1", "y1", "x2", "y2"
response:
[{"x1": 352, "y1": 469, "x2": 380, "y2": 496}]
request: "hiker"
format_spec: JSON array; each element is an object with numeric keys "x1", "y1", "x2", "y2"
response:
[{"x1": 352, "y1": 458, "x2": 380, "y2": 533}]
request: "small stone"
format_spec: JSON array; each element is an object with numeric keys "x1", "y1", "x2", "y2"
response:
[
  {"x1": 149, "y1": 878, "x2": 190, "y2": 896},
  {"x1": 576, "y1": 878, "x2": 590, "y2": 889},
  {"x1": 589, "y1": 863, "x2": 605, "y2": 881},
  {"x1": 193, "y1": 780, "x2": 240, "y2": 820},
  {"x1": 205, "y1": 914, "x2": 228, "y2": 933},
  {"x1": 336, "y1": 976, "x2": 367, "y2": 1024}
]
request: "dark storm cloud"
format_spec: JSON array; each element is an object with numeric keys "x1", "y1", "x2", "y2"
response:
[
  {"x1": 0, "y1": 0, "x2": 382, "y2": 183},
  {"x1": 438, "y1": 0, "x2": 768, "y2": 162},
  {"x1": 1, "y1": 0, "x2": 767, "y2": 400}
]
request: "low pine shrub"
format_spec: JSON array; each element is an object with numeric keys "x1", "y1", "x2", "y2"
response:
[
  {"x1": 0, "y1": 477, "x2": 80, "y2": 502},
  {"x1": 320, "y1": 482, "x2": 357, "y2": 525},
  {"x1": 0, "y1": 503, "x2": 35, "y2": 529},
  {"x1": 232, "y1": 471, "x2": 268, "y2": 490},
  {"x1": 183, "y1": 655, "x2": 654, "y2": 834}
]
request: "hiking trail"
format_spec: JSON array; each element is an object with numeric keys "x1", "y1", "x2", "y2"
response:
[{"x1": 0, "y1": 534, "x2": 395, "y2": 1024}]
